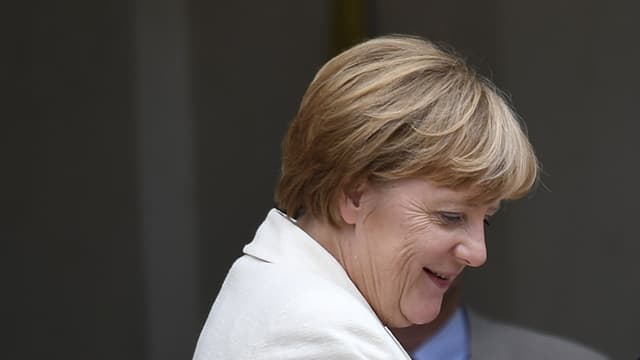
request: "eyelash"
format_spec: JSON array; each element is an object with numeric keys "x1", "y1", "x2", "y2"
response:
[
  {"x1": 438, "y1": 212, "x2": 492, "y2": 227},
  {"x1": 438, "y1": 212, "x2": 464, "y2": 226}
]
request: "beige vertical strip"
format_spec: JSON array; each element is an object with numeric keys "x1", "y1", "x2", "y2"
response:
[{"x1": 331, "y1": 0, "x2": 369, "y2": 56}]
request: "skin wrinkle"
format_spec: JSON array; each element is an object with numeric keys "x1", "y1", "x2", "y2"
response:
[
  {"x1": 404, "y1": 198, "x2": 468, "y2": 269},
  {"x1": 299, "y1": 178, "x2": 504, "y2": 329},
  {"x1": 397, "y1": 203, "x2": 436, "y2": 324},
  {"x1": 392, "y1": 239, "x2": 418, "y2": 324},
  {"x1": 406, "y1": 186, "x2": 497, "y2": 269},
  {"x1": 341, "y1": 188, "x2": 401, "y2": 325},
  {"x1": 394, "y1": 180, "x2": 490, "y2": 325},
  {"x1": 359, "y1": 196, "x2": 388, "y2": 325},
  {"x1": 404, "y1": 198, "x2": 438, "y2": 235}
]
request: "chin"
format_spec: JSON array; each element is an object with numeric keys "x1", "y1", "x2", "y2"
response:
[
  {"x1": 410, "y1": 310, "x2": 440, "y2": 325},
  {"x1": 402, "y1": 298, "x2": 443, "y2": 326}
]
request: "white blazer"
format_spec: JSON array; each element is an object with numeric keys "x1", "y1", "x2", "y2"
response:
[{"x1": 193, "y1": 209, "x2": 411, "y2": 359}]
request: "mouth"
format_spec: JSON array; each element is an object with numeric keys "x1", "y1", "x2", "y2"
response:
[{"x1": 423, "y1": 267, "x2": 455, "y2": 289}]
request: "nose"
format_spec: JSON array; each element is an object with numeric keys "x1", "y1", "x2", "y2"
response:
[{"x1": 454, "y1": 223, "x2": 487, "y2": 267}]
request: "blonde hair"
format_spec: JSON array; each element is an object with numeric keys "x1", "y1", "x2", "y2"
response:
[{"x1": 276, "y1": 35, "x2": 538, "y2": 226}]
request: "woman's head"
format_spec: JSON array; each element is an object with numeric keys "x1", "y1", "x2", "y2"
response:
[
  {"x1": 276, "y1": 35, "x2": 538, "y2": 225},
  {"x1": 276, "y1": 35, "x2": 538, "y2": 327}
]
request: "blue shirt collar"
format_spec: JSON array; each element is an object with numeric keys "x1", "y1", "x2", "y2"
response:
[{"x1": 411, "y1": 306, "x2": 469, "y2": 360}]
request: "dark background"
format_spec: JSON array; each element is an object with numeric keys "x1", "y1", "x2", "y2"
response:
[{"x1": 5, "y1": 1, "x2": 639, "y2": 359}]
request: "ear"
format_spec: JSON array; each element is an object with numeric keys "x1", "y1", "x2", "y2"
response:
[{"x1": 338, "y1": 180, "x2": 367, "y2": 225}]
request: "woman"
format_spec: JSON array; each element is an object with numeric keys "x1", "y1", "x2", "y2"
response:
[{"x1": 193, "y1": 35, "x2": 538, "y2": 359}]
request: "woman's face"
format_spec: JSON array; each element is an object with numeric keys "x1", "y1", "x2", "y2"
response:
[{"x1": 339, "y1": 177, "x2": 499, "y2": 327}]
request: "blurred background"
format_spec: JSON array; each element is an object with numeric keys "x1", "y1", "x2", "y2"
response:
[{"x1": 5, "y1": 1, "x2": 639, "y2": 359}]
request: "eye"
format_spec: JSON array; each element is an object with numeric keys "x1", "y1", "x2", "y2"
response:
[
  {"x1": 439, "y1": 212, "x2": 465, "y2": 225},
  {"x1": 484, "y1": 217, "x2": 492, "y2": 227}
]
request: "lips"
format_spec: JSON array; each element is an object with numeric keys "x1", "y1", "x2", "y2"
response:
[{"x1": 423, "y1": 267, "x2": 456, "y2": 289}]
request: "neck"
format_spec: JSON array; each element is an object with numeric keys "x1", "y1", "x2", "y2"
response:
[{"x1": 296, "y1": 215, "x2": 350, "y2": 268}]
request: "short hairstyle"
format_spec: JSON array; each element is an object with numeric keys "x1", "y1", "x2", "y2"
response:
[{"x1": 276, "y1": 35, "x2": 538, "y2": 226}]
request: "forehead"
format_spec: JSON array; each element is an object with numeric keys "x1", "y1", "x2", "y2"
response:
[{"x1": 382, "y1": 177, "x2": 501, "y2": 210}]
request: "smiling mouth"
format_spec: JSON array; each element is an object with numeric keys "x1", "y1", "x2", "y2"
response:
[
  {"x1": 423, "y1": 267, "x2": 455, "y2": 289},
  {"x1": 424, "y1": 268, "x2": 449, "y2": 280}
]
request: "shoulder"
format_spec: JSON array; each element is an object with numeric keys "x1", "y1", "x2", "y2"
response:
[
  {"x1": 218, "y1": 254, "x2": 372, "y2": 323},
  {"x1": 248, "y1": 283, "x2": 405, "y2": 359},
  {"x1": 467, "y1": 309, "x2": 608, "y2": 360},
  {"x1": 194, "y1": 255, "x2": 408, "y2": 359}
]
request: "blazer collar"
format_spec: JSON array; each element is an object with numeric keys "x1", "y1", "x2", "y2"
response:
[
  {"x1": 243, "y1": 209, "x2": 360, "y2": 296},
  {"x1": 243, "y1": 208, "x2": 411, "y2": 359}
]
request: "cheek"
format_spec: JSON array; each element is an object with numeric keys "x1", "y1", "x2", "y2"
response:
[
  {"x1": 411, "y1": 222, "x2": 458, "y2": 255},
  {"x1": 386, "y1": 233, "x2": 427, "y2": 293},
  {"x1": 401, "y1": 221, "x2": 437, "y2": 259},
  {"x1": 366, "y1": 206, "x2": 440, "y2": 279},
  {"x1": 363, "y1": 206, "x2": 410, "y2": 251},
  {"x1": 403, "y1": 214, "x2": 439, "y2": 251},
  {"x1": 383, "y1": 215, "x2": 436, "y2": 275}
]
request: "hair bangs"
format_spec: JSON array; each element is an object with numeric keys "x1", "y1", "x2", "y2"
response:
[{"x1": 425, "y1": 87, "x2": 539, "y2": 203}]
